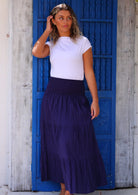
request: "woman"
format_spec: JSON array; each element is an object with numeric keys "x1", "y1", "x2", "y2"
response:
[{"x1": 32, "y1": 3, "x2": 107, "y2": 195}]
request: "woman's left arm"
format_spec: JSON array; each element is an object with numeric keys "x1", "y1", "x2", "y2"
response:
[{"x1": 83, "y1": 48, "x2": 100, "y2": 120}]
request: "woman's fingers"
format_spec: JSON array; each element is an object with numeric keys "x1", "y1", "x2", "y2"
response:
[
  {"x1": 90, "y1": 102, "x2": 100, "y2": 120},
  {"x1": 46, "y1": 15, "x2": 53, "y2": 33},
  {"x1": 91, "y1": 106, "x2": 94, "y2": 119},
  {"x1": 47, "y1": 15, "x2": 53, "y2": 21},
  {"x1": 91, "y1": 109, "x2": 97, "y2": 120}
]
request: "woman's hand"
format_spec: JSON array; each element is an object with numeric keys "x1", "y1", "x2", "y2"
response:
[
  {"x1": 90, "y1": 101, "x2": 100, "y2": 120},
  {"x1": 46, "y1": 15, "x2": 53, "y2": 33}
]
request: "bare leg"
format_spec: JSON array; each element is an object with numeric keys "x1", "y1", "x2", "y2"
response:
[
  {"x1": 59, "y1": 183, "x2": 74, "y2": 195},
  {"x1": 59, "y1": 183, "x2": 66, "y2": 195},
  {"x1": 60, "y1": 183, "x2": 66, "y2": 190}
]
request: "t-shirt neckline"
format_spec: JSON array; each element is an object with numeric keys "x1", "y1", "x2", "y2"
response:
[{"x1": 59, "y1": 36, "x2": 71, "y2": 38}]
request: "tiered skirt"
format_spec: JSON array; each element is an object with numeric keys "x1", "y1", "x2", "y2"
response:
[{"x1": 40, "y1": 76, "x2": 107, "y2": 194}]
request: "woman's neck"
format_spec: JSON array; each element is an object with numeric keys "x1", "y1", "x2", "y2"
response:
[{"x1": 59, "y1": 32, "x2": 71, "y2": 37}]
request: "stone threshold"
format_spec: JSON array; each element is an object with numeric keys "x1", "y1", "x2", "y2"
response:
[{"x1": 0, "y1": 186, "x2": 138, "y2": 195}]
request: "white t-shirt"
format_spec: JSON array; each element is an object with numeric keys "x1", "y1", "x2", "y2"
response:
[{"x1": 45, "y1": 35, "x2": 92, "y2": 80}]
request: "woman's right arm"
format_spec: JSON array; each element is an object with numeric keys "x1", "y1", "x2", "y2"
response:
[{"x1": 32, "y1": 15, "x2": 53, "y2": 58}]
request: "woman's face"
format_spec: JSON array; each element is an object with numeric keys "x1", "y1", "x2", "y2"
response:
[{"x1": 52, "y1": 10, "x2": 73, "y2": 36}]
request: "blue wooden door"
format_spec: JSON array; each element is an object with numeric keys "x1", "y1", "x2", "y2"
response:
[{"x1": 32, "y1": 0, "x2": 117, "y2": 191}]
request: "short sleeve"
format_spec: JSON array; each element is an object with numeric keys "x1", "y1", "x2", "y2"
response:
[
  {"x1": 45, "y1": 40, "x2": 53, "y2": 56},
  {"x1": 45, "y1": 40, "x2": 52, "y2": 48},
  {"x1": 81, "y1": 37, "x2": 92, "y2": 54}
]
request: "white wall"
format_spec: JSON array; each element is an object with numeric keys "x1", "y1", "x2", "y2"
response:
[
  {"x1": 115, "y1": 0, "x2": 135, "y2": 187},
  {"x1": 9, "y1": 0, "x2": 33, "y2": 191},
  {"x1": 134, "y1": 2, "x2": 138, "y2": 187},
  {"x1": 0, "y1": 0, "x2": 10, "y2": 186}
]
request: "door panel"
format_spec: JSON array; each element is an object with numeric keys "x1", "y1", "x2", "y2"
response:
[{"x1": 32, "y1": 0, "x2": 117, "y2": 191}]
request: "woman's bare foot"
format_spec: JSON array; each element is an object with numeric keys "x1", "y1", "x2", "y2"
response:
[
  {"x1": 65, "y1": 190, "x2": 74, "y2": 195},
  {"x1": 59, "y1": 189, "x2": 66, "y2": 195}
]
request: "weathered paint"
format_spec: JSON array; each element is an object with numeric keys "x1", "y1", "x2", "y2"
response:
[
  {"x1": 0, "y1": 0, "x2": 10, "y2": 187},
  {"x1": 134, "y1": 1, "x2": 138, "y2": 187},
  {"x1": 116, "y1": 0, "x2": 135, "y2": 187},
  {"x1": 9, "y1": 0, "x2": 32, "y2": 191}
]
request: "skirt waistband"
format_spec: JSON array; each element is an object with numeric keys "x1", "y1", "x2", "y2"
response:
[{"x1": 45, "y1": 76, "x2": 85, "y2": 95}]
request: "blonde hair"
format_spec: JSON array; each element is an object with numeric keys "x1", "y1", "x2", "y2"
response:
[{"x1": 49, "y1": 3, "x2": 82, "y2": 44}]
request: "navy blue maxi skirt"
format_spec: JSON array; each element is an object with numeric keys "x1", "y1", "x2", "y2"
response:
[{"x1": 40, "y1": 76, "x2": 107, "y2": 194}]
